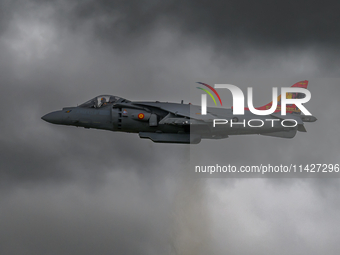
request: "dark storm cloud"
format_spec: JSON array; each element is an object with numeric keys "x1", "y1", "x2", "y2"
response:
[
  {"x1": 1, "y1": 1, "x2": 340, "y2": 254},
  {"x1": 0, "y1": 0, "x2": 13, "y2": 36},
  {"x1": 0, "y1": 173, "x2": 174, "y2": 255},
  {"x1": 38, "y1": 0, "x2": 340, "y2": 51},
  {"x1": 0, "y1": 3, "x2": 189, "y2": 185}
]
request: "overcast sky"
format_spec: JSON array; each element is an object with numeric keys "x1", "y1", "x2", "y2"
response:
[{"x1": 1, "y1": 1, "x2": 340, "y2": 254}]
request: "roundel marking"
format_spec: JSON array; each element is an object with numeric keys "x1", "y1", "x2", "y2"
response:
[{"x1": 138, "y1": 113, "x2": 145, "y2": 119}]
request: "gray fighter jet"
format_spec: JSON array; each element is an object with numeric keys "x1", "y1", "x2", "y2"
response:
[{"x1": 42, "y1": 81, "x2": 316, "y2": 144}]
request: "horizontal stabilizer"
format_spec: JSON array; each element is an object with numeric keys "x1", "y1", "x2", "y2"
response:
[{"x1": 301, "y1": 116, "x2": 317, "y2": 122}]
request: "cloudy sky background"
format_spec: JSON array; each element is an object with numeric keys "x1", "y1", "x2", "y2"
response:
[{"x1": 1, "y1": 1, "x2": 340, "y2": 254}]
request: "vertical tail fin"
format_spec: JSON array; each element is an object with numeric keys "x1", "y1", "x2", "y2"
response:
[{"x1": 256, "y1": 80, "x2": 309, "y2": 114}]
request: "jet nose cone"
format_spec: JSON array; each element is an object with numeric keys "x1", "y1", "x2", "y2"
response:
[
  {"x1": 41, "y1": 114, "x2": 48, "y2": 121},
  {"x1": 41, "y1": 111, "x2": 64, "y2": 124}
]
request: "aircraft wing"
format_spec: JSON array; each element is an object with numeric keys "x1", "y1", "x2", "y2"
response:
[{"x1": 131, "y1": 102, "x2": 222, "y2": 123}]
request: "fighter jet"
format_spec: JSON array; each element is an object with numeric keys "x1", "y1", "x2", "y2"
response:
[{"x1": 41, "y1": 81, "x2": 316, "y2": 144}]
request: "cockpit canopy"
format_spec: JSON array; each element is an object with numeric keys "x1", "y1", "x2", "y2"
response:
[{"x1": 79, "y1": 95, "x2": 129, "y2": 108}]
